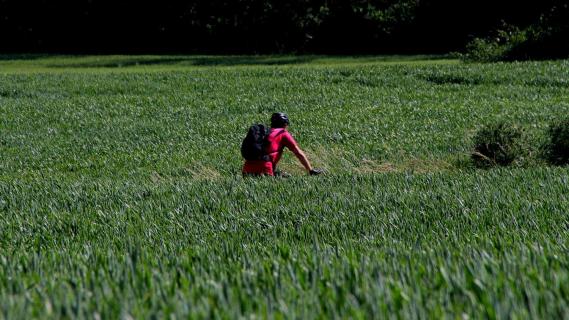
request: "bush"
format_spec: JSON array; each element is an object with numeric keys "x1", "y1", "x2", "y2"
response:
[
  {"x1": 543, "y1": 117, "x2": 569, "y2": 165},
  {"x1": 471, "y1": 122, "x2": 525, "y2": 167},
  {"x1": 461, "y1": 38, "x2": 507, "y2": 62},
  {"x1": 461, "y1": 25, "x2": 528, "y2": 62}
]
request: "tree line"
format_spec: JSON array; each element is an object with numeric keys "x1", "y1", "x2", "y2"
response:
[{"x1": 0, "y1": 0, "x2": 566, "y2": 56}]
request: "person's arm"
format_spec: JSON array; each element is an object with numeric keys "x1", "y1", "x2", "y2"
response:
[
  {"x1": 289, "y1": 145, "x2": 313, "y2": 172},
  {"x1": 291, "y1": 146, "x2": 323, "y2": 175},
  {"x1": 284, "y1": 132, "x2": 323, "y2": 175},
  {"x1": 282, "y1": 132, "x2": 312, "y2": 172}
]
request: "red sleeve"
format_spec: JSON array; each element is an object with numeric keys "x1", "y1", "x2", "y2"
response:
[{"x1": 282, "y1": 131, "x2": 301, "y2": 155}]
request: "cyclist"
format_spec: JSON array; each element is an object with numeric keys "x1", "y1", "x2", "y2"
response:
[{"x1": 242, "y1": 112, "x2": 323, "y2": 176}]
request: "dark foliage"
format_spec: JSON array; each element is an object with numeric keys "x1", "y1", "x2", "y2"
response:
[
  {"x1": 0, "y1": 0, "x2": 565, "y2": 54},
  {"x1": 471, "y1": 122, "x2": 525, "y2": 168},
  {"x1": 507, "y1": 2, "x2": 569, "y2": 60},
  {"x1": 461, "y1": 1, "x2": 569, "y2": 61},
  {"x1": 543, "y1": 118, "x2": 569, "y2": 166}
]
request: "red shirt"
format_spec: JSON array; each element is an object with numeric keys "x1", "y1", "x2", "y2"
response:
[{"x1": 242, "y1": 128, "x2": 300, "y2": 176}]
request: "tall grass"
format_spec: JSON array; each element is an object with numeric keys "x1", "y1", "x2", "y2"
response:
[{"x1": 1, "y1": 56, "x2": 568, "y2": 318}]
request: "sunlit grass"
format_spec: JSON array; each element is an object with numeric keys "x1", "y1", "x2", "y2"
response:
[{"x1": 0, "y1": 56, "x2": 568, "y2": 318}]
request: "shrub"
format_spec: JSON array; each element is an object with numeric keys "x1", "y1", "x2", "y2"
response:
[
  {"x1": 461, "y1": 25, "x2": 528, "y2": 62},
  {"x1": 471, "y1": 122, "x2": 525, "y2": 167},
  {"x1": 543, "y1": 117, "x2": 569, "y2": 165},
  {"x1": 461, "y1": 38, "x2": 507, "y2": 63}
]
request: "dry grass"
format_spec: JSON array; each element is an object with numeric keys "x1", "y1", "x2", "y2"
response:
[
  {"x1": 354, "y1": 158, "x2": 454, "y2": 174},
  {"x1": 190, "y1": 166, "x2": 222, "y2": 180},
  {"x1": 275, "y1": 146, "x2": 455, "y2": 176}
]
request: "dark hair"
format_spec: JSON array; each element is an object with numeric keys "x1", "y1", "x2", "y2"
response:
[{"x1": 270, "y1": 112, "x2": 290, "y2": 128}]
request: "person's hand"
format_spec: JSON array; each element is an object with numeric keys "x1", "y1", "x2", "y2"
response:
[{"x1": 309, "y1": 168, "x2": 324, "y2": 176}]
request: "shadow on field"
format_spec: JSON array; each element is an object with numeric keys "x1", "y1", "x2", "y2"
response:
[
  {"x1": 419, "y1": 72, "x2": 568, "y2": 88},
  {"x1": 191, "y1": 56, "x2": 315, "y2": 66},
  {"x1": 47, "y1": 56, "x2": 317, "y2": 68},
  {"x1": 0, "y1": 54, "x2": 52, "y2": 61}
]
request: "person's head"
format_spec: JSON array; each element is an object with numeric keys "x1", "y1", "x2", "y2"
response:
[{"x1": 270, "y1": 112, "x2": 290, "y2": 128}]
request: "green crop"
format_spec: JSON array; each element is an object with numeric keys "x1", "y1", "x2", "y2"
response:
[{"x1": 1, "y1": 55, "x2": 568, "y2": 319}]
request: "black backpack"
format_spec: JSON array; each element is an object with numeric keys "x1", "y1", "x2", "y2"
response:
[{"x1": 241, "y1": 124, "x2": 270, "y2": 161}]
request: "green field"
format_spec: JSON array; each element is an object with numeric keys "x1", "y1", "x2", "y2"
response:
[{"x1": 1, "y1": 55, "x2": 569, "y2": 318}]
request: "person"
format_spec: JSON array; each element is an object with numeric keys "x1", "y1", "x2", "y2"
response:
[{"x1": 242, "y1": 112, "x2": 323, "y2": 177}]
